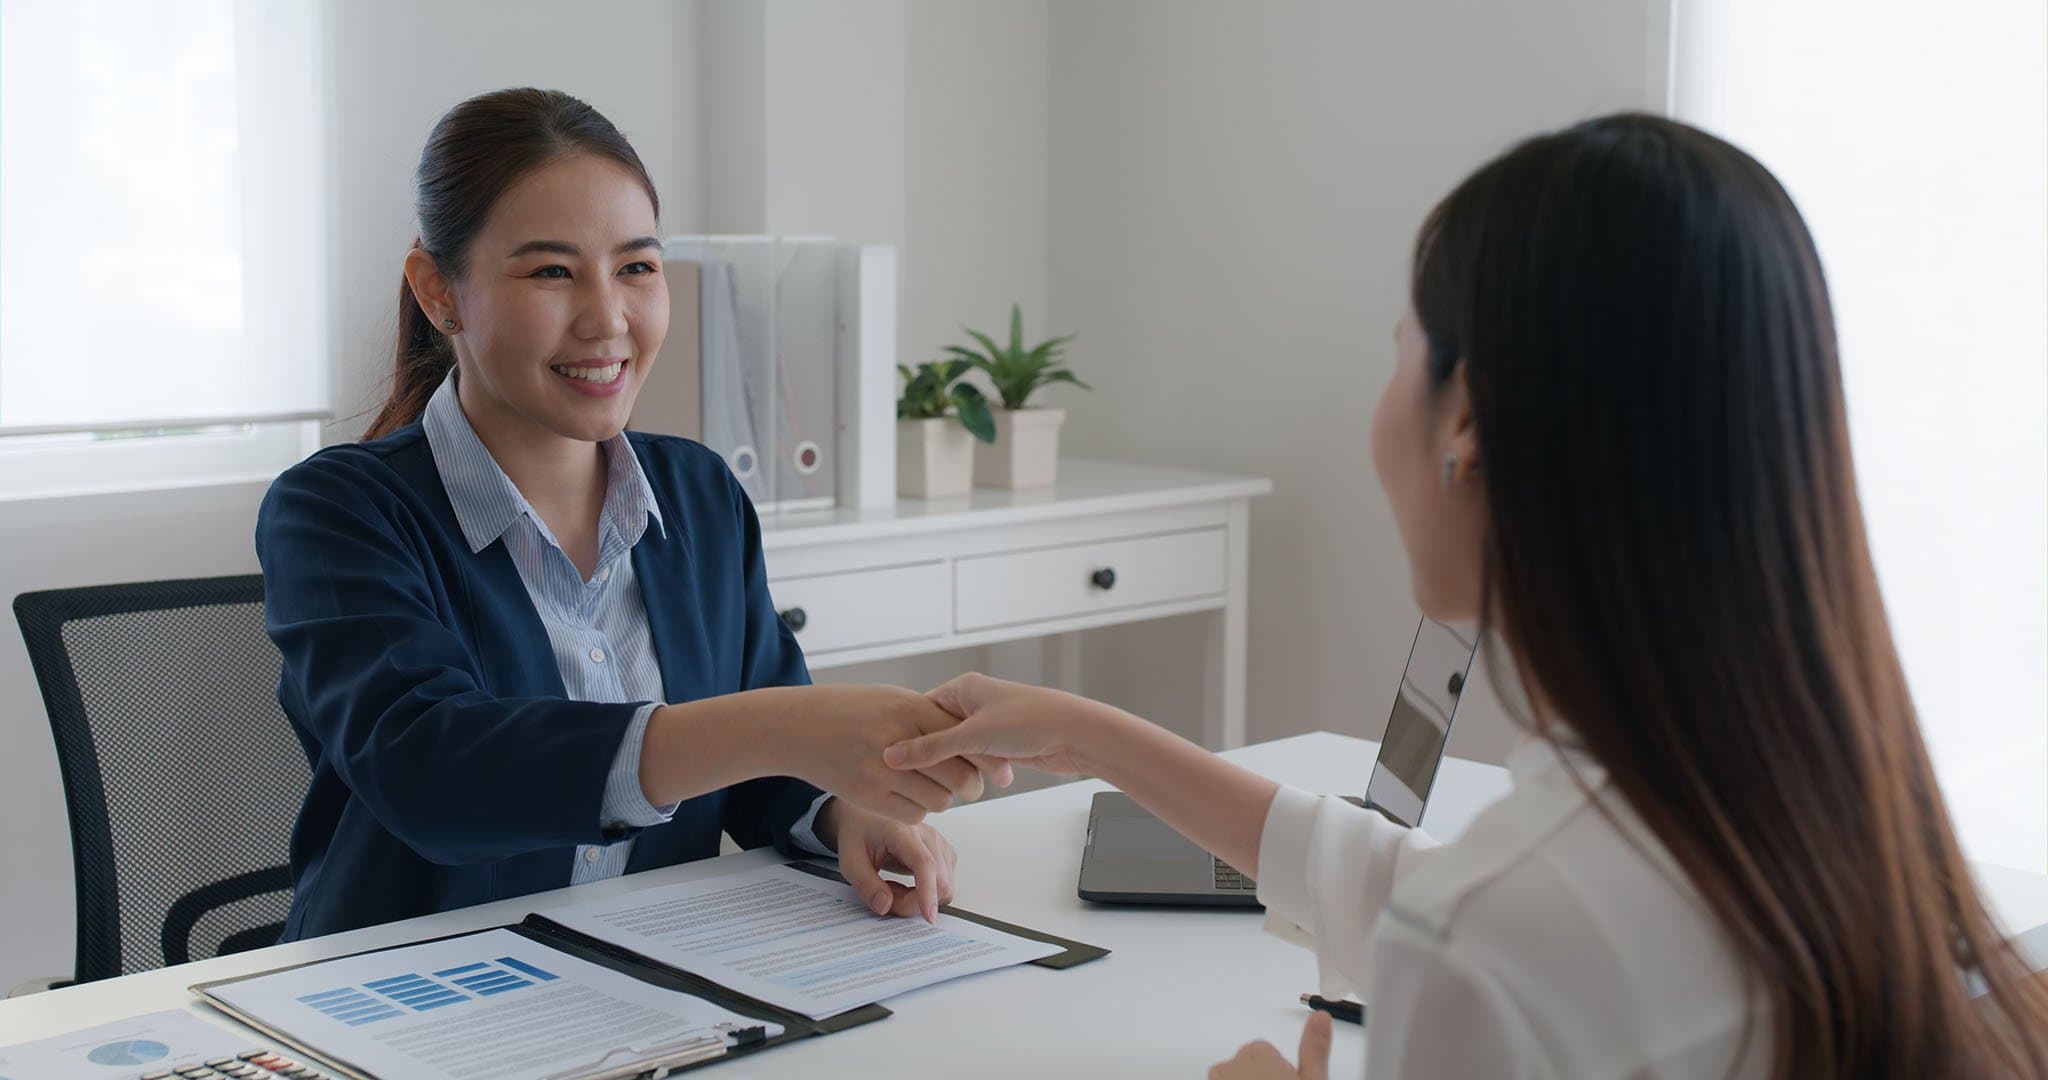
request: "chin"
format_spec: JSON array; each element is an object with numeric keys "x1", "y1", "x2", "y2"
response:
[{"x1": 546, "y1": 406, "x2": 632, "y2": 444}]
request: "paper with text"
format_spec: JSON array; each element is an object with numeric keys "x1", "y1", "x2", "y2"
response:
[
  {"x1": 199, "y1": 928, "x2": 780, "y2": 1080},
  {"x1": 548, "y1": 864, "x2": 1062, "y2": 1019}
]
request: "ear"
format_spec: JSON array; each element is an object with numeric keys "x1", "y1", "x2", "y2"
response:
[
  {"x1": 403, "y1": 247, "x2": 459, "y2": 329},
  {"x1": 1440, "y1": 362, "x2": 1484, "y2": 481}
]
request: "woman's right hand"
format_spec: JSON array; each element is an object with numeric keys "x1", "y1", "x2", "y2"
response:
[{"x1": 771, "y1": 684, "x2": 996, "y2": 824}]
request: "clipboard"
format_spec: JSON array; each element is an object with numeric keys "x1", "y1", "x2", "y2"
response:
[{"x1": 190, "y1": 866, "x2": 1106, "y2": 1078}]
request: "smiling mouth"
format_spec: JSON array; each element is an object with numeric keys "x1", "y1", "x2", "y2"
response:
[{"x1": 550, "y1": 360, "x2": 626, "y2": 385}]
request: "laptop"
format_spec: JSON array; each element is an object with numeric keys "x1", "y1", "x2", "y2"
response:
[{"x1": 1077, "y1": 616, "x2": 1480, "y2": 906}]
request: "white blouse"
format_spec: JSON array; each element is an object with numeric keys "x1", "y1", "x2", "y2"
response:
[{"x1": 1256, "y1": 736, "x2": 1769, "y2": 1078}]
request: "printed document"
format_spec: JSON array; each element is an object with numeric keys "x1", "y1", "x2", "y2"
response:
[
  {"x1": 548, "y1": 863, "x2": 1062, "y2": 1019},
  {"x1": 0, "y1": 1009, "x2": 263, "y2": 1078},
  {"x1": 199, "y1": 928, "x2": 782, "y2": 1079}
]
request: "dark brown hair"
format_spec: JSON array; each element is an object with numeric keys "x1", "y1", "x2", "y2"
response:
[
  {"x1": 1412, "y1": 113, "x2": 2048, "y2": 1076},
  {"x1": 362, "y1": 88, "x2": 659, "y2": 440}
]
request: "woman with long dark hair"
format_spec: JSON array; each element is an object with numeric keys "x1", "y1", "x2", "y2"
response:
[
  {"x1": 884, "y1": 114, "x2": 2048, "y2": 1076},
  {"x1": 257, "y1": 89, "x2": 992, "y2": 940}
]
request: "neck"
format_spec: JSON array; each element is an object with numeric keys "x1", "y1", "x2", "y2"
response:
[{"x1": 454, "y1": 372, "x2": 606, "y2": 512}]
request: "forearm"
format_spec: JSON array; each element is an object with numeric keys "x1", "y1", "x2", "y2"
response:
[
  {"x1": 1083, "y1": 703, "x2": 1280, "y2": 876},
  {"x1": 640, "y1": 686, "x2": 814, "y2": 806}
]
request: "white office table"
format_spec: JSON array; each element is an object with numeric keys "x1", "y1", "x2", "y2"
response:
[
  {"x1": 761, "y1": 459, "x2": 1271, "y2": 748},
  {"x1": 6, "y1": 733, "x2": 2047, "y2": 1078}
]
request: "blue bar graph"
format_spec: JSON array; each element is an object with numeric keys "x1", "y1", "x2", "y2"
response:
[{"x1": 301, "y1": 957, "x2": 560, "y2": 1027}]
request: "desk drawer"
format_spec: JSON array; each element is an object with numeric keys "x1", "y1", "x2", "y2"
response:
[
  {"x1": 768, "y1": 562, "x2": 949, "y2": 654},
  {"x1": 955, "y1": 529, "x2": 1227, "y2": 632}
]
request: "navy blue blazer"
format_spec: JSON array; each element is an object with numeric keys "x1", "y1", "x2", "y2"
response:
[{"x1": 255, "y1": 424, "x2": 824, "y2": 940}]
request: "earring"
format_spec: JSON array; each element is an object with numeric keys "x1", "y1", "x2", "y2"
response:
[
  {"x1": 1441, "y1": 453, "x2": 1459, "y2": 492},
  {"x1": 441, "y1": 318, "x2": 457, "y2": 331}
]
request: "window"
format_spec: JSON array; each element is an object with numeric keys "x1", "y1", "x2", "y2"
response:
[
  {"x1": 0, "y1": 0, "x2": 326, "y2": 488},
  {"x1": 1673, "y1": 1, "x2": 2048, "y2": 871}
]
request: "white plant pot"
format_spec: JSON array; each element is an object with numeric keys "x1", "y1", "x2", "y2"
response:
[
  {"x1": 897, "y1": 417, "x2": 976, "y2": 498},
  {"x1": 974, "y1": 406, "x2": 1065, "y2": 489}
]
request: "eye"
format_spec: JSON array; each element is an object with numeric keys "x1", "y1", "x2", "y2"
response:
[
  {"x1": 620, "y1": 261, "x2": 658, "y2": 276},
  {"x1": 530, "y1": 265, "x2": 570, "y2": 280}
]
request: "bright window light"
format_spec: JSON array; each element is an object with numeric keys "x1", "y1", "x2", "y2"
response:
[
  {"x1": 1675, "y1": 0, "x2": 2048, "y2": 871},
  {"x1": 0, "y1": 0, "x2": 327, "y2": 434}
]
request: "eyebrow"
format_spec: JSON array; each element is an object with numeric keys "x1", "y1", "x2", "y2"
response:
[{"x1": 506, "y1": 236, "x2": 663, "y2": 259}]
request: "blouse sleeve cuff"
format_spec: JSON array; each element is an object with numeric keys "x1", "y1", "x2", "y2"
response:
[
  {"x1": 600, "y1": 702, "x2": 681, "y2": 829},
  {"x1": 786, "y1": 792, "x2": 836, "y2": 856},
  {"x1": 1255, "y1": 783, "x2": 1326, "y2": 947}
]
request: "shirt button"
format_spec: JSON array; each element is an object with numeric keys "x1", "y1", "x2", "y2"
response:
[
  {"x1": 597, "y1": 566, "x2": 611, "y2": 582},
  {"x1": 588, "y1": 647, "x2": 606, "y2": 664},
  {"x1": 582, "y1": 848, "x2": 599, "y2": 863}
]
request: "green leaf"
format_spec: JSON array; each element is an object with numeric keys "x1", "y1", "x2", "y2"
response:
[
  {"x1": 1008, "y1": 303, "x2": 1024, "y2": 353},
  {"x1": 963, "y1": 328, "x2": 1005, "y2": 367},
  {"x1": 1042, "y1": 368, "x2": 1092, "y2": 391},
  {"x1": 1026, "y1": 334, "x2": 1075, "y2": 366},
  {"x1": 942, "y1": 344, "x2": 990, "y2": 366},
  {"x1": 952, "y1": 384, "x2": 997, "y2": 443}
]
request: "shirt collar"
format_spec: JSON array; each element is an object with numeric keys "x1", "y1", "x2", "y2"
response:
[
  {"x1": 1505, "y1": 727, "x2": 1606, "y2": 789},
  {"x1": 421, "y1": 369, "x2": 664, "y2": 554}
]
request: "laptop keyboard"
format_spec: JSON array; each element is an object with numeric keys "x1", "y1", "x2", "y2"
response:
[{"x1": 1213, "y1": 860, "x2": 1256, "y2": 891}]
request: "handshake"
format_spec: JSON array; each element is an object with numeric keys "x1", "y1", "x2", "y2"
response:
[{"x1": 784, "y1": 673, "x2": 1101, "y2": 826}]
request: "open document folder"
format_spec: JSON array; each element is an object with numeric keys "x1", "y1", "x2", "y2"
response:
[{"x1": 192, "y1": 863, "x2": 1106, "y2": 1079}]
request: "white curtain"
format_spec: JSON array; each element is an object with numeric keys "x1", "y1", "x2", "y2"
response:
[
  {"x1": 1674, "y1": 0, "x2": 2048, "y2": 871},
  {"x1": 0, "y1": 0, "x2": 326, "y2": 432}
]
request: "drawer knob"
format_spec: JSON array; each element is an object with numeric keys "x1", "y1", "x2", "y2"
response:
[
  {"x1": 1090, "y1": 568, "x2": 1117, "y2": 591},
  {"x1": 779, "y1": 607, "x2": 808, "y2": 633}
]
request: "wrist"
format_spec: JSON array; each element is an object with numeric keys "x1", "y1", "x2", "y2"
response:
[
  {"x1": 642, "y1": 695, "x2": 778, "y2": 805},
  {"x1": 1060, "y1": 691, "x2": 1148, "y2": 781}
]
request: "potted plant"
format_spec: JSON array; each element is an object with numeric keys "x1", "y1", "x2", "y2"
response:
[
  {"x1": 896, "y1": 358, "x2": 995, "y2": 498},
  {"x1": 949, "y1": 304, "x2": 1089, "y2": 489}
]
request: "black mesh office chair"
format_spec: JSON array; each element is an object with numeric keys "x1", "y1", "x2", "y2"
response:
[{"x1": 13, "y1": 575, "x2": 309, "y2": 986}]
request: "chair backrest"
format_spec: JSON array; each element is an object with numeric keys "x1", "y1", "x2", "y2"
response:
[{"x1": 13, "y1": 575, "x2": 309, "y2": 984}]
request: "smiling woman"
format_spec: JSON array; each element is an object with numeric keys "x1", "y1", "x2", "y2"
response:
[{"x1": 252, "y1": 89, "x2": 1002, "y2": 942}]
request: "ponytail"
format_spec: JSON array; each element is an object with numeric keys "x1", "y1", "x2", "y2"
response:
[{"x1": 362, "y1": 249, "x2": 454, "y2": 440}]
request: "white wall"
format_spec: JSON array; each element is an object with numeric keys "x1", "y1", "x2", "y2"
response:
[{"x1": 1043, "y1": 0, "x2": 1657, "y2": 763}]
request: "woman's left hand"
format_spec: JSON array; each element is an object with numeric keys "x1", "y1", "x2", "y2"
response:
[
  {"x1": 817, "y1": 799, "x2": 957, "y2": 924},
  {"x1": 1209, "y1": 1012, "x2": 1332, "y2": 1080}
]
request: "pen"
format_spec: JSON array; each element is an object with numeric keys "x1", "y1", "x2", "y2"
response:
[{"x1": 1300, "y1": 993, "x2": 1364, "y2": 1025}]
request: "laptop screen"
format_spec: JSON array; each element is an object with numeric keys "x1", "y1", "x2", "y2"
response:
[{"x1": 1363, "y1": 618, "x2": 1479, "y2": 828}]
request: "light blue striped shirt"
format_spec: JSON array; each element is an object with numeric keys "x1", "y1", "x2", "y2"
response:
[{"x1": 421, "y1": 372, "x2": 829, "y2": 884}]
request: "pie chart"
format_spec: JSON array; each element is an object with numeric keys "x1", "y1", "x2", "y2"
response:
[{"x1": 86, "y1": 1039, "x2": 169, "y2": 1066}]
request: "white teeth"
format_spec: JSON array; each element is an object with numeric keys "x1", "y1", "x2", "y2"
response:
[{"x1": 552, "y1": 362, "x2": 624, "y2": 384}]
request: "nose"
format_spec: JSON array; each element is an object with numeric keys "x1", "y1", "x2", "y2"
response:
[{"x1": 572, "y1": 275, "x2": 630, "y2": 342}]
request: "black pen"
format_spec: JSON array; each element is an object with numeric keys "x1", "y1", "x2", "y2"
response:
[{"x1": 1300, "y1": 993, "x2": 1364, "y2": 1025}]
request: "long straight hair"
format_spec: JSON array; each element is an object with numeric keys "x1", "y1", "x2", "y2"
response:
[
  {"x1": 1411, "y1": 114, "x2": 2048, "y2": 1076},
  {"x1": 361, "y1": 88, "x2": 659, "y2": 440}
]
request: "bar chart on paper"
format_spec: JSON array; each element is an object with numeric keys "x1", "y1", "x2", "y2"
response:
[{"x1": 296, "y1": 958, "x2": 560, "y2": 1026}]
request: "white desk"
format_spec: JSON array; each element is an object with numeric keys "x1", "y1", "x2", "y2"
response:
[
  {"x1": 761, "y1": 459, "x2": 1270, "y2": 748},
  {"x1": 7, "y1": 733, "x2": 2047, "y2": 1078}
]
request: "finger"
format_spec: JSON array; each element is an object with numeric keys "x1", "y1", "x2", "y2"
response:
[
  {"x1": 929, "y1": 830, "x2": 958, "y2": 905},
  {"x1": 837, "y1": 830, "x2": 892, "y2": 916},
  {"x1": 894, "y1": 770, "x2": 956, "y2": 814},
  {"x1": 896, "y1": 832, "x2": 943, "y2": 925},
  {"x1": 885, "y1": 727, "x2": 978, "y2": 771},
  {"x1": 917, "y1": 757, "x2": 983, "y2": 803},
  {"x1": 968, "y1": 753, "x2": 1015, "y2": 788},
  {"x1": 927, "y1": 672, "x2": 994, "y2": 719},
  {"x1": 1298, "y1": 1011, "x2": 1333, "y2": 1080}
]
